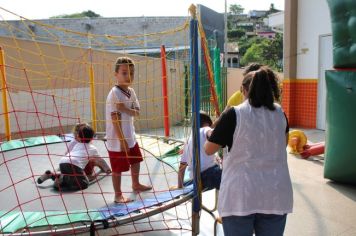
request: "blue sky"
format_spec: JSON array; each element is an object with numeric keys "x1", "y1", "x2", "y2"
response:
[{"x1": 0, "y1": 0, "x2": 284, "y2": 20}]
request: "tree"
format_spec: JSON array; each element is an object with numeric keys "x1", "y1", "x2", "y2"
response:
[
  {"x1": 84, "y1": 10, "x2": 101, "y2": 18},
  {"x1": 50, "y1": 10, "x2": 101, "y2": 19},
  {"x1": 262, "y1": 33, "x2": 283, "y2": 71},
  {"x1": 267, "y1": 3, "x2": 280, "y2": 15},
  {"x1": 228, "y1": 28, "x2": 246, "y2": 39},
  {"x1": 240, "y1": 41, "x2": 265, "y2": 66},
  {"x1": 240, "y1": 34, "x2": 283, "y2": 71},
  {"x1": 229, "y1": 4, "x2": 244, "y2": 15},
  {"x1": 238, "y1": 36, "x2": 264, "y2": 57}
]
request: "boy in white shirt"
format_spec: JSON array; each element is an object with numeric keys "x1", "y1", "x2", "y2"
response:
[
  {"x1": 105, "y1": 57, "x2": 152, "y2": 203},
  {"x1": 174, "y1": 111, "x2": 222, "y2": 190},
  {"x1": 37, "y1": 123, "x2": 111, "y2": 190}
]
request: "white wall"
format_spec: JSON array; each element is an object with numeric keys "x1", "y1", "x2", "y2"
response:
[
  {"x1": 266, "y1": 11, "x2": 284, "y2": 30},
  {"x1": 227, "y1": 68, "x2": 244, "y2": 99},
  {"x1": 5, "y1": 88, "x2": 92, "y2": 134},
  {"x1": 297, "y1": 0, "x2": 332, "y2": 79}
]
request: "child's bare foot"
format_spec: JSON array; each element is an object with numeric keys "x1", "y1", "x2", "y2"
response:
[
  {"x1": 132, "y1": 184, "x2": 152, "y2": 193},
  {"x1": 114, "y1": 195, "x2": 133, "y2": 204},
  {"x1": 89, "y1": 169, "x2": 111, "y2": 181},
  {"x1": 99, "y1": 166, "x2": 111, "y2": 174},
  {"x1": 169, "y1": 185, "x2": 182, "y2": 191}
]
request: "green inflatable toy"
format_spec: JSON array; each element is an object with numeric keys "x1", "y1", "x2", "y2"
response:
[
  {"x1": 327, "y1": 0, "x2": 356, "y2": 68},
  {"x1": 324, "y1": 71, "x2": 356, "y2": 184},
  {"x1": 324, "y1": 0, "x2": 356, "y2": 184}
]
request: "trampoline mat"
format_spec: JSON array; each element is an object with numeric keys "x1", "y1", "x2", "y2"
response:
[{"x1": 0, "y1": 136, "x2": 183, "y2": 213}]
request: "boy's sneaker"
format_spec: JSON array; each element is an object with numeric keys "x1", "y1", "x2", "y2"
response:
[{"x1": 37, "y1": 170, "x2": 54, "y2": 184}]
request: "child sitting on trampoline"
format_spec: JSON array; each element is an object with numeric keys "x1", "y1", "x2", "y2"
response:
[
  {"x1": 172, "y1": 111, "x2": 222, "y2": 191},
  {"x1": 37, "y1": 123, "x2": 111, "y2": 190},
  {"x1": 63, "y1": 123, "x2": 111, "y2": 180}
]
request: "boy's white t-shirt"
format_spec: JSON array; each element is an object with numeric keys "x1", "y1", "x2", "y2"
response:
[
  {"x1": 180, "y1": 127, "x2": 217, "y2": 179},
  {"x1": 105, "y1": 86, "x2": 140, "y2": 152},
  {"x1": 66, "y1": 139, "x2": 78, "y2": 153},
  {"x1": 60, "y1": 142, "x2": 100, "y2": 169}
]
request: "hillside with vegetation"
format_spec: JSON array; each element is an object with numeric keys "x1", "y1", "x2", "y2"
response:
[{"x1": 227, "y1": 3, "x2": 283, "y2": 71}]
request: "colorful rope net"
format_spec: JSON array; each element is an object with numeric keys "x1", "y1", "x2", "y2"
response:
[{"x1": 0, "y1": 6, "x2": 221, "y2": 235}]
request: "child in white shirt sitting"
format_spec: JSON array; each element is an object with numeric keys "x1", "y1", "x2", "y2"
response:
[
  {"x1": 37, "y1": 123, "x2": 111, "y2": 190},
  {"x1": 173, "y1": 111, "x2": 222, "y2": 190}
]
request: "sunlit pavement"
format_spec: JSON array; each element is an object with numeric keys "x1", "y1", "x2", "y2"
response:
[{"x1": 97, "y1": 129, "x2": 356, "y2": 236}]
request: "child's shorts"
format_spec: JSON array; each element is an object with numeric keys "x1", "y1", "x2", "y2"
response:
[
  {"x1": 59, "y1": 163, "x2": 89, "y2": 190},
  {"x1": 108, "y1": 143, "x2": 143, "y2": 173}
]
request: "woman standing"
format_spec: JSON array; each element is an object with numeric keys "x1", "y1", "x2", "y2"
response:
[{"x1": 204, "y1": 68, "x2": 293, "y2": 236}]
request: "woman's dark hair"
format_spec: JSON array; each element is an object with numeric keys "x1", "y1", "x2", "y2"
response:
[
  {"x1": 199, "y1": 111, "x2": 212, "y2": 127},
  {"x1": 247, "y1": 67, "x2": 280, "y2": 111},
  {"x1": 266, "y1": 68, "x2": 281, "y2": 102},
  {"x1": 241, "y1": 73, "x2": 254, "y2": 92},
  {"x1": 243, "y1": 63, "x2": 262, "y2": 76}
]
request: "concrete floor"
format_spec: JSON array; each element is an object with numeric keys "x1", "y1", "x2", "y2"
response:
[
  {"x1": 3, "y1": 128, "x2": 354, "y2": 235},
  {"x1": 284, "y1": 129, "x2": 356, "y2": 236},
  {"x1": 95, "y1": 128, "x2": 356, "y2": 236}
]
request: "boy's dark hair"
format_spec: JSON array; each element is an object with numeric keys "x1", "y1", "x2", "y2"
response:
[
  {"x1": 200, "y1": 111, "x2": 212, "y2": 127},
  {"x1": 114, "y1": 57, "x2": 135, "y2": 73},
  {"x1": 77, "y1": 124, "x2": 95, "y2": 143},
  {"x1": 243, "y1": 63, "x2": 262, "y2": 76},
  {"x1": 248, "y1": 67, "x2": 280, "y2": 111},
  {"x1": 73, "y1": 123, "x2": 87, "y2": 135}
]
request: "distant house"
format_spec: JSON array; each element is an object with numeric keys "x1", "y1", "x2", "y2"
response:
[
  {"x1": 226, "y1": 42, "x2": 239, "y2": 68},
  {"x1": 257, "y1": 31, "x2": 276, "y2": 39},
  {"x1": 264, "y1": 11, "x2": 284, "y2": 33},
  {"x1": 229, "y1": 9, "x2": 280, "y2": 39},
  {"x1": 234, "y1": 22, "x2": 254, "y2": 32},
  {"x1": 248, "y1": 10, "x2": 268, "y2": 19}
]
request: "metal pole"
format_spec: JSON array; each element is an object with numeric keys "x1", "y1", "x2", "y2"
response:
[
  {"x1": 88, "y1": 59, "x2": 97, "y2": 132},
  {"x1": 86, "y1": 17, "x2": 97, "y2": 131},
  {"x1": 189, "y1": 4, "x2": 202, "y2": 236},
  {"x1": 224, "y1": 0, "x2": 228, "y2": 67},
  {"x1": 160, "y1": 45, "x2": 170, "y2": 137},
  {"x1": 0, "y1": 47, "x2": 11, "y2": 141},
  {"x1": 184, "y1": 65, "x2": 189, "y2": 120}
]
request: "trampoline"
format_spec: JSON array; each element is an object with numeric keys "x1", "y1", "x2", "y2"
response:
[
  {"x1": 0, "y1": 5, "x2": 223, "y2": 234},
  {"x1": 0, "y1": 134, "x2": 194, "y2": 235}
]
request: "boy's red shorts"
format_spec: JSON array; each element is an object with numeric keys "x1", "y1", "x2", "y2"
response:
[{"x1": 108, "y1": 143, "x2": 143, "y2": 173}]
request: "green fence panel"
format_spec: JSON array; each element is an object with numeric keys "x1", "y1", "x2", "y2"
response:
[{"x1": 213, "y1": 47, "x2": 222, "y2": 106}]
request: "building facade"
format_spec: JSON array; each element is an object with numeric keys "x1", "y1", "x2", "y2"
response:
[
  {"x1": 283, "y1": 0, "x2": 332, "y2": 129},
  {"x1": 0, "y1": 17, "x2": 188, "y2": 50}
]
